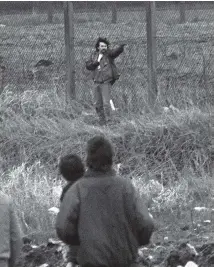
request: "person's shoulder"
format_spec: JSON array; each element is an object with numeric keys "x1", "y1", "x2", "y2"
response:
[
  {"x1": 113, "y1": 175, "x2": 133, "y2": 190},
  {"x1": 63, "y1": 178, "x2": 89, "y2": 197},
  {"x1": 63, "y1": 182, "x2": 75, "y2": 191},
  {"x1": 59, "y1": 181, "x2": 80, "y2": 203},
  {"x1": 0, "y1": 191, "x2": 12, "y2": 206},
  {"x1": 60, "y1": 182, "x2": 73, "y2": 201},
  {"x1": 64, "y1": 179, "x2": 79, "y2": 191},
  {"x1": 118, "y1": 177, "x2": 136, "y2": 196}
]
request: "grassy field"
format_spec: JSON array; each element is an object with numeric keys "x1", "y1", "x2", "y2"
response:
[
  {"x1": 0, "y1": 8, "x2": 213, "y2": 261},
  {"x1": 0, "y1": 87, "x2": 213, "y2": 243}
]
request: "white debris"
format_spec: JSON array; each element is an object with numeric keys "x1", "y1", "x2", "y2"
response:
[
  {"x1": 186, "y1": 243, "x2": 198, "y2": 256},
  {"x1": 149, "y1": 212, "x2": 154, "y2": 219},
  {"x1": 184, "y1": 261, "x2": 198, "y2": 267},
  {"x1": 56, "y1": 245, "x2": 63, "y2": 252},
  {"x1": 138, "y1": 249, "x2": 144, "y2": 257},
  {"x1": 37, "y1": 264, "x2": 48, "y2": 267},
  {"x1": 0, "y1": 24, "x2": 6, "y2": 27},
  {"x1": 194, "y1": 207, "x2": 208, "y2": 211},
  {"x1": 148, "y1": 255, "x2": 153, "y2": 260},
  {"x1": 115, "y1": 163, "x2": 121, "y2": 175},
  {"x1": 110, "y1": 99, "x2": 116, "y2": 111},
  {"x1": 31, "y1": 244, "x2": 39, "y2": 249},
  {"x1": 164, "y1": 236, "x2": 169, "y2": 242},
  {"x1": 82, "y1": 111, "x2": 94, "y2": 116},
  {"x1": 163, "y1": 106, "x2": 169, "y2": 112},
  {"x1": 61, "y1": 244, "x2": 69, "y2": 261},
  {"x1": 48, "y1": 207, "x2": 59, "y2": 215},
  {"x1": 139, "y1": 247, "x2": 148, "y2": 251},
  {"x1": 163, "y1": 105, "x2": 180, "y2": 114},
  {"x1": 203, "y1": 220, "x2": 211, "y2": 224},
  {"x1": 48, "y1": 238, "x2": 61, "y2": 245}
]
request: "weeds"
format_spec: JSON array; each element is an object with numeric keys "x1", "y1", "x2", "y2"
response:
[
  {"x1": 0, "y1": 88, "x2": 213, "y2": 240},
  {"x1": 0, "y1": 8, "x2": 213, "y2": 242}
]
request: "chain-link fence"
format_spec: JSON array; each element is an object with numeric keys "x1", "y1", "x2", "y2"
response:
[
  {"x1": 156, "y1": 2, "x2": 214, "y2": 109},
  {"x1": 0, "y1": 1, "x2": 214, "y2": 112}
]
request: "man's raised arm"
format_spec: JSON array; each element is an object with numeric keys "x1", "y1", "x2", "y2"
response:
[{"x1": 108, "y1": 44, "x2": 126, "y2": 59}]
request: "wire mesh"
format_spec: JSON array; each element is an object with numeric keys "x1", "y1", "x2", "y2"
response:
[
  {"x1": 0, "y1": 1, "x2": 213, "y2": 112},
  {"x1": 155, "y1": 1, "x2": 214, "y2": 108}
]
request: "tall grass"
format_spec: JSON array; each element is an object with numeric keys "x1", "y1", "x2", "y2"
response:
[
  {"x1": 0, "y1": 87, "x2": 213, "y2": 241},
  {"x1": 1, "y1": 162, "x2": 61, "y2": 241}
]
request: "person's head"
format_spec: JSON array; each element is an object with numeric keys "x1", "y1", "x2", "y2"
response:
[
  {"x1": 86, "y1": 135, "x2": 114, "y2": 172},
  {"x1": 95, "y1": 37, "x2": 110, "y2": 53},
  {"x1": 59, "y1": 154, "x2": 84, "y2": 182}
]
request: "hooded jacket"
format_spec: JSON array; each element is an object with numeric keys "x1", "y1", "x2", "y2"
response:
[
  {"x1": 86, "y1": 45, "x2": 124, "y2": 84},
  {"x1": 56, "y1": 169, "x2": 154, "y2": 267}
]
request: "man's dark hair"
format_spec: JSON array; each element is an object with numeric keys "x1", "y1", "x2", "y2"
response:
[
  {"x1": 86, "y1": 136, "x2": 113, "y2": 172},
  {"x1": 95, "y1": 37, "x2": 110, "y2": 51},
  {"x1": 59, "y1": 154, "x2": 84, "y2": 182}
]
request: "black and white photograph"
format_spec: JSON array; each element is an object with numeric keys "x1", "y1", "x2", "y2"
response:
[{"x1": 0, "y1": 1, "x2": 213, "y2": 267}]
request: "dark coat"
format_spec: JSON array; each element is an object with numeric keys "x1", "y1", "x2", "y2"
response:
[
  {"x1": 60, "y1": 181, "x2": 80, "y2": 246},
  {"x1": 56, "y1": 169, "x2": 154, "y2": 267},
  {"x1": 60, "y1": 182, "x2": 75, "y2": 202},
  {"x1": 86, "y1": 45, "x2": 124, "y2": 84}
]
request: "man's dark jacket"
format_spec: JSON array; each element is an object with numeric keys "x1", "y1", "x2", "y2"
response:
[
  {"x1": 86, "y1": 45, "x2": 124, "y2": 84},
  {"x1": 56, "y1": 169, "x2": 154, "y2": 267}
]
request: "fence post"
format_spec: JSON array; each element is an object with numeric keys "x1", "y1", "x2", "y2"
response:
[
  {"x1": 64, "y1": 1, "x2": 76, "y2": 100},
  {"x1": 32, "y1": 2, "x2": 39, "y2": 15},
  {"x1": 47, "y1": 2, "x2": 53, "y2": 23},
  {"x1": 146, "y1": 1, "x2": 157, "y2": 110},
  {"x1": 0, "y1": 66, "x2": 5, "y2": 94},
  {"x1": 179, "y1": 1, "x2": 186, "y2": 24},
  {"x1": 111, "y1": 1, "x2": 117, "y2": 24}
]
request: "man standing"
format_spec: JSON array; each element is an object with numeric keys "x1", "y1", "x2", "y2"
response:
[
  {"x1": 56, "y1": 136, "x2": 154, "y2": 267},
  {"x1": 86, "y1": 38, "x2": 126, "y2": 125}
]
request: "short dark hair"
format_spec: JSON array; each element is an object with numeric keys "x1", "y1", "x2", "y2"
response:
[
  {"x1": 86, "y1": 136, "x2": 113, "y2": 172},
  {"x1": 59, "y1": 154, "x2": 84, "y2": 182},
  {"x1": 95, "y1": 37, "x2": 110, "y2": 51}
]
